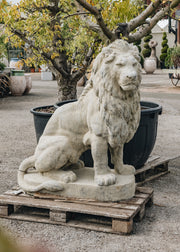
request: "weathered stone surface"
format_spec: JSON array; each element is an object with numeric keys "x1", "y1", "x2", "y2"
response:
[
  {"x1": 23, "y1": 168, "x2": 136, "y2": 201},
  {"x1": 18, "y1": 39, "x2": 141, "y2": 201}
]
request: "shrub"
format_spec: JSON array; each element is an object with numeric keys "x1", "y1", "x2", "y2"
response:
[
  {"x1": 160, "y1": 32, "x2": 169, "y2": 66},
  {"x1": 165, "y1": 46, "x2": 180, "y2": 68},
  {"x1": 133, "y1": 39, "x2": 144, "y2": 66},
  {"x1": 171, "y1": 46, "x2": 180, "y2": 68},
  {"x1": 142, "y1": 33, "x2": 152, "y2": 58}
]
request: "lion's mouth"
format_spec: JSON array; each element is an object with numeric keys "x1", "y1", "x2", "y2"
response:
[{"x1": 121, "y1": 83, "x2": 137, "y2": 91}]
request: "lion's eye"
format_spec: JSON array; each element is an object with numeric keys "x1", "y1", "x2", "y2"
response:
[
  {"x1": 116, "y1": 61, "x2": 125, "y2": 66},
  {"x1": 133, "y1": 62, "x2": 137, "y2": 67}
]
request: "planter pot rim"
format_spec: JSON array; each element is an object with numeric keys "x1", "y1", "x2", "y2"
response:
[
  {"x1": 140, "y1": 101, "x2": 162, "y2": 115},
  {"x1": 54, "y1": 99, "x2": 77, "y2": 109},
  {"x1": 30, "y1": 105, "x2": 54, "y2": 116},
  {"x1": 32, "y1": 100, "x2": 162, "y2": 116},
  {"x1": 55, "y1": 100, "x2": 162, "y2": 115}
]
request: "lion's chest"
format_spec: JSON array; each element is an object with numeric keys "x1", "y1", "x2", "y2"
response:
[{"x1": 104, "y1": 95, "x2": 140, "y2": 147}]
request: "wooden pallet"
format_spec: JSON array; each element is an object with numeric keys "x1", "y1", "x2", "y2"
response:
[
  {"x1": 0, "y1": 187, "x2": 153, "y2": 234},
  {"x1": 135, "y1": 156, "x2": 170, "y2": 185}
]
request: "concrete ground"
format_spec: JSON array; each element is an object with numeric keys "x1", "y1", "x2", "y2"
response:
[{"x1": 0, "y1": 70, "x2": 180, "y2": 251}]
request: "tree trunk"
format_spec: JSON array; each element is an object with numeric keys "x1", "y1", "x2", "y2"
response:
[{"x1": 57, "y1": 77, "x2": 77, "y2": 101}]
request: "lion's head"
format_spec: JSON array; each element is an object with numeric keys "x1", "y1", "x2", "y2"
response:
[
  {"x1": 88, "y1": 39, "x2": 142, "y2": 147},
  {"x1": 90, "y1": 39, "x2": 142, "y2": 97}
]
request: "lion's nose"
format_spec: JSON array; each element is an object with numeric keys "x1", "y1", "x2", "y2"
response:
[{"x1": 127, "y1": 71, "x2": 137, "y2": 80}]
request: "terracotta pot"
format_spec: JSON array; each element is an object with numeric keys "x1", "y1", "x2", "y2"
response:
[
  {"x1": 10, "y1": 70, "x2": 26, "y2": 96},
  {"x1": 30, "y1": 68, "x2": 35, "y2": 73},
  {"x1": 24, "y1": 74, "x2": 32, "y2": 94}
]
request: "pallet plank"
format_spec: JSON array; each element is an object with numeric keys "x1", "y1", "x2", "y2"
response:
[
  {"x1": 118, "y1": 197, "x2": 145, "y2": 205},
  {"x1": 55, "y1": 199, "x2": 140, "y2": 212},
  {"x1": 0, "y1": 187, "x2": 153, "y2": 234},
  {"x1": 136, "y1": 187, "x2": 153, "y2": 194},
  {"x1": 135, "y1": 157, "x2": 170, "y2": 184},
  {"x1": 0, "y1": 194, "x2": 135, "y2": 220}
]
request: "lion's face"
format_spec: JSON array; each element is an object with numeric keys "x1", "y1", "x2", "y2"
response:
[{"x1": 104, "y1": 52, "x2": 141, "y2": 92}]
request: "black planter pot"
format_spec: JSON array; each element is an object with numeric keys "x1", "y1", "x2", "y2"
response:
[
  {"x1": 31, "y1": 100, "x2": 162, "y2": 169},
  {"x1": 124, "y1": 101, "x2": 162, "y2": 168},
  {"x1": 30, "y1": 105, "x2": 55, "y2": 142}
]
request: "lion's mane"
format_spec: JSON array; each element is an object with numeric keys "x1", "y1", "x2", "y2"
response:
[{"x1": 80, "y1": 39, "x2": 141, "y2": 148}]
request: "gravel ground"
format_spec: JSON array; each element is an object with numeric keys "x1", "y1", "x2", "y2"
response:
[{"x1": 0, "y1": 71, "x2": 180, "y2": 251}]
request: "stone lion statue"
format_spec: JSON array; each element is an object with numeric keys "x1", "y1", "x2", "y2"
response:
[{"x1": 18, "y1": 39, "x2": 141, "y2": 193}]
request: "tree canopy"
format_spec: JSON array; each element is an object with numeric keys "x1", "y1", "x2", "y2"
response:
[{"x1": 0, "y1": 0, "x2": 179, "y2": 100}]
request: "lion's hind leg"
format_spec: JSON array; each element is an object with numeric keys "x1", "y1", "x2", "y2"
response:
[
  {"x1": 35, "y1": 144, "x2": 77, "y2": 183},
  {"x1": 118, "y1": 164, "x2": 135, "y2": 175}
]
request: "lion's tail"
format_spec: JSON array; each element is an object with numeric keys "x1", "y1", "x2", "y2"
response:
[{"x1": 18, "y1": 156, "x2": 64, "y2": 192}]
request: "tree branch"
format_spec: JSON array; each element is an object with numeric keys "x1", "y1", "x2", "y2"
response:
[
  {"x1": 72, "y1": 40, "x2": 97, "y2": 82},
  {"x1": 74, "y1": 2, "x2": 107, "y2": 41},
  {"x1": 128, "y1": 0, "x2": 180, "y2": 43},
  {"x1": 10, "y1": 28, "x2": 70, "y2": 78},
  {"x1": 75, "y1": 0, "x2": 115, "y2": 40},
  {"x1": 127, "y1": 0, "x2": 162, "y2": 33},
  {"x1": 170, "y1": 0, "x2": 180, "y2": 9}
]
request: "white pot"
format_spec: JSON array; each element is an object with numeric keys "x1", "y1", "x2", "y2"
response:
[
  {"x1": 144, "y1": 57, "x2": 157, "y2": 74},
  {"x1": 10, "y1": 70, "x2": 26, "y2": 96}
]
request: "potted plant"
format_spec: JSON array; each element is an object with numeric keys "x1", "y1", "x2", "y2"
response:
[
  {"x1": 10, "y1": 69, "x2": 26, "y2": 96},
  {"x1": 165, "y1": 46, "x2": 180, "y2": 68},
  {"x1": 165, "y1": 46, "x2": 180, "y2": 86},
  {"x1": 169, "y1": 46, "x2": 180, "y2": 68},
  {"x1": 28, "y1": 63, "x2": 35, "y2": 73}
]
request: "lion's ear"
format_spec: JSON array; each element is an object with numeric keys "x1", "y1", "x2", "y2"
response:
[
  {"x1": 133, "y1": 54, "x2": 141, "y2": 63},
  {"x1": 104, "y1": 54, "x2": 115, "y2": 64},
  {"x1": 131, "y1": 46, "x2": 141, "y2": 62}
]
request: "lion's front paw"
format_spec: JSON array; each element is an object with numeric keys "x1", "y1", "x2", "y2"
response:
[
  {"x1": 60, "y1": 171, "x2": 77, "y2": 183},
  {"x1": 116, "y1": 165, "x2": 135, "y2": 175},
  {"x1": 95, "y1": 173, "x2": 116, "y2": 186}
]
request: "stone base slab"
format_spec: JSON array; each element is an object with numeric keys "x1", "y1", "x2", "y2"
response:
[{"x1": 24, "y1": 168, "x2": 135, "y2": 202}]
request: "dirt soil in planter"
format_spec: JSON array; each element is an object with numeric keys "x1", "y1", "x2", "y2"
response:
[{"x1": 35, "y1": 106, "x2": 55, "y2": 113}]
